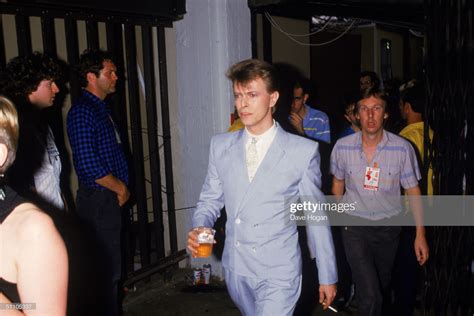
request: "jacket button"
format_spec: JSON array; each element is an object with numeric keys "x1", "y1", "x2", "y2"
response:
[
  {"x1": 235, "y1": 241, "x2": 240, "y2": 246},
  {"x1": 235, "y1": 218, "x2": 241, "y2": 224}
]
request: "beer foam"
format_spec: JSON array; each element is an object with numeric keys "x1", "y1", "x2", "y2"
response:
[{"x1": 198, "y1": 232, "x2": 213, "y2": 243}]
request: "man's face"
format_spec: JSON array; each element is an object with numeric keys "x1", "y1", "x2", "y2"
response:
[
  {"x1": 356, "y1": 96, "x2": 387, "y2": 135},
  {"x1": 399, "y1": 99, "x2": 408, "y2": 120},
  {"x1": 344, "y1": 103, "x2": 357, "y2": 125},
  {"x1": 28, "y1": 79, "x2": 59, "y2": 108},
  {"x1": 359, "y1": 75, "x2": 374, "y2": 91},
  {"x1": 291, "y1": 87, "x2": 307, "y2": 113},
  {"x1": 95, "y1": 60, "x2": 118, "y2": 97},
  {"x1": 234, "y1": 78, "x2": 278, "y2": 135}
]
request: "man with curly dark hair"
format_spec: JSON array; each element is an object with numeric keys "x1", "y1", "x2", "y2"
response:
[{"x1": 0, "y1": 52, "x2": 64, "y2": 210}]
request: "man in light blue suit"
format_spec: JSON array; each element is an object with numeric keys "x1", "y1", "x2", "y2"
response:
[{"x1": 187, "y1": 59, "x2": 337, "y2": 315}]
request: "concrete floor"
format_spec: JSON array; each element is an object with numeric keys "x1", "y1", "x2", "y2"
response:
[
  {"x1": 122, "y1": 269, "x2": 354, "y2": 316},
  {"x1": 122, "y1": 269, "x2": 240, "y2": 316}
]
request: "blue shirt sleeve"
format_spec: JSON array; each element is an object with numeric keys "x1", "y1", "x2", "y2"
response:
[
  {"x1": 303, "y1": 107, "x2": 331, "y2": 144},
  {"x1": 400, "y1": 141, "x2": 421, "y2": 189},
  {"x1": 330, "y1": 142, "x2": 346, "y2": 180}
]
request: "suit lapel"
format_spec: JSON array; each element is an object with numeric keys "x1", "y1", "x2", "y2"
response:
[
  {"x1": 226, "y1": 130, "x2": 250, "y2": 205},
  {"x1": 236, "y1": 126, "x2": 287, "y2": 215}
]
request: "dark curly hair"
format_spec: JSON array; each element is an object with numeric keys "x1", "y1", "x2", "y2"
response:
[
  {"x1": 0, "y1": 52, "x2": 61, "y2": 104},
  {"x1": 76, "y1": 49, "x2": 114, "y2": 88}
]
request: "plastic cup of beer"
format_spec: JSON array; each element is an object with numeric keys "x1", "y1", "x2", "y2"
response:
[{"x1": 194, "y1": 227, "x2": 215, "y2": 258}]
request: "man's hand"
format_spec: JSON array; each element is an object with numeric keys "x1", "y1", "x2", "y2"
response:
[
  {"x1": 414, "y1": 231, "x2": 429, "y2": 266},
  {"x1": 289, "y1": 112, "x2": 305, "y2": 135},
  {"x1": 319, "y1": 284, "x2": 337, "y2": 310},
  {"x1": 95, "y1": 174, "x2": 130, "y2": 207},
  {"x1": 405, "y1": 186, "x2": 429, "y2": 265},
  {"x1": 187, "y1": 228, "x2": 200, "y2": 258},
  {"x1": 117, "y1": 184, "x2": 130, "y2": 207}
]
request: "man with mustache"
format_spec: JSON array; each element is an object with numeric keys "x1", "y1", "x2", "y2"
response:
[{"x1": 67, "y1": 49, "x2": 129, "y2": 316}]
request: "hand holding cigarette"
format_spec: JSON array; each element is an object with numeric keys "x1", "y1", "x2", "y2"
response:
[{"x1": 319, "y1": 284, "x2": 337, "y2": 311}]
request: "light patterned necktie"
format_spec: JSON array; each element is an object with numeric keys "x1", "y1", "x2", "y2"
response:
[{"x1": 246, "y1": 137, "x2": 259, "y2": 181}]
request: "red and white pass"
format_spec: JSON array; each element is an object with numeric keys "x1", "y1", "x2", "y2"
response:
[{"x1": 364, "y1": 166, "x2": 380, "y2": 191}]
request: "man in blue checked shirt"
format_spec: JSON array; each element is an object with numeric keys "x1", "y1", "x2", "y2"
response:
[{"x1": 67, "y1": 49, "x2": 129, "y2": 316}]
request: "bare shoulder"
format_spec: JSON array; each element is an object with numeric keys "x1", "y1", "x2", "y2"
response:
[{"x1": 8, "y1": 203, "x2": 58, "y2": 240}]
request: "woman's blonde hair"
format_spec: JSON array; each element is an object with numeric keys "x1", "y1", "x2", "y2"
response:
[{"x1": 0, "y1": 96, "x2": 19, "y2": 173}]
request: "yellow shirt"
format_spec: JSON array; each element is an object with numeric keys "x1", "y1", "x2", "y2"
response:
[
  {"x1": 399, "y1": 122, "x2": 434, "y2": 195},
  {"x1": 228, "y1": 118, "x2": 244, "y2": 132}
]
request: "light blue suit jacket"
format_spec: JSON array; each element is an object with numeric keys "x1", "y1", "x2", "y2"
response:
[{"x1": 193, "y1": 125, "x2": 337, "y2": 284}]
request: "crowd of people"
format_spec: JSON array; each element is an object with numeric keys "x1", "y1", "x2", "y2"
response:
[
  {"x1": 188, "y1": 59, "x2": 431, "y2": 316},
  {"x1": 0, "y1": 50, "x2": 430, "y2": 316},
  {"x1": 0, "y1": 50, "x2": 128, "y2": 316}
]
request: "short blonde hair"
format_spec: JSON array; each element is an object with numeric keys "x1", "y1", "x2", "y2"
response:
[
  {"x1": 226, "y1": 59, "x2": 280, "y2": 93},
  {"x1": 355, "y1": 88, "x2": 388, "y2": 113},
  {"x1": 0, "y1": 96, "x2": 19, "y2": 173}
]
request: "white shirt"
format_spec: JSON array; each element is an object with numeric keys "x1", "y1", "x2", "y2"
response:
[
  {"x1": 34, "y1": 127, "x2": 64, "y2": 210},
  {"x1": 244, "y1": 121, "x2": 277, "y2": 180}
]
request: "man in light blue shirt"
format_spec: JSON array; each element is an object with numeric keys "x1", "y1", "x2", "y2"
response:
[
  {"x1": 331, "y1": 88, "x2": 429, "y2": 316},
  {"x1": 289, "y1": 79, "x2": 331, "y2": 144}
]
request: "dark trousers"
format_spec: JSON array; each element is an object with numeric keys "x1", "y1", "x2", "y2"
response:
[
  {"x1": 294, "y1": 227, "x2": 317, "y2": 316},
  {"x1": 391, "y1": 226, "x2": 419, "y2": 316},
  {"x1": 76, "y1": 186, "x2": 122, "y2": 316},
  {"x1": 342, "y1": 226, "x2": 401, "y2": 316},
  {"x1": 332, "y1": 226, "x2": 353, "y2": 305}
]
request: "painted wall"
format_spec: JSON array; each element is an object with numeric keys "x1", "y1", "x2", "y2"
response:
[
  {"x1": 377, "y1": 28, "x2": 404, "y2": 81},
  {"x1": 353, "y1": 24, "x2": 375, "y2": 72},
  {"x1": 353, "y1": 24, "x2": 408, "y2": 81},
  {"x1": 270, "y1": 16, "x2": 310, "y2": 78},
  {"x1": 256, "y1": 13, "x2": 264, "y2": 59},
  {"x1": 173, "y1": 0, "x2": 251, "y2": 277},
  {"x1": 408, "y1": 33, "x2": 424, "y2": 79}
]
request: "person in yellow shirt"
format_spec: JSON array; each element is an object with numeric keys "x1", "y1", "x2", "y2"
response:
[
  {"x1": 399, "y1": 83, "x2": 434, "y2": 195},
  {"x1": 228, "y1": 118, "x2": 244, "y2": 132},
  {"x1": 393, "y1": 82, "x2": 433, "y2": 316}
]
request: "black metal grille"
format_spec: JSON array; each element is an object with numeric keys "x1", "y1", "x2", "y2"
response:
[
  {"x1": 0, "y1": 3, "x2": 178, "y2": 280},
  {"x1": 424, "y1": 0, "x2": 474, "y2": 314}
]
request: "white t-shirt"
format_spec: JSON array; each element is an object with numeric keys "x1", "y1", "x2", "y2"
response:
[{"x1": 34, "y1": 126, "x2": 64, "y2": 210}]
